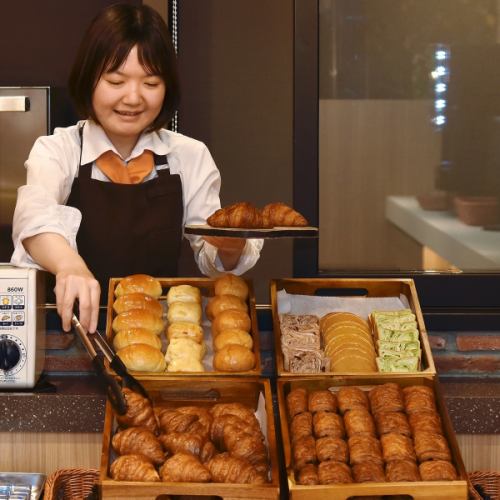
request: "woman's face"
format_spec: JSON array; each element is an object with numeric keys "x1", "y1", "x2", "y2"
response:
[{"x1": 92, "y1": 45, "x2": 165, "y2": 151}]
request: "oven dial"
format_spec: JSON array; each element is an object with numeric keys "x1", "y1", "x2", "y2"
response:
[{"x1": 0, "y1": 335, "x2": 27, "y2": 373}]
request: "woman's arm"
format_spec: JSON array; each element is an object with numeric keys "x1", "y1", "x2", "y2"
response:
[
  {"x1": 202, "y1": 236, "x2": 246, "y2": 271},
  {"x1": 23, "y1": 233, "x2": 100, "y2": 332}
]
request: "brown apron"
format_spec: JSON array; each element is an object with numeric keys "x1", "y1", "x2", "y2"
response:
[{"x1": 65, "y1": 125, "x2": 183, "y2": 302}]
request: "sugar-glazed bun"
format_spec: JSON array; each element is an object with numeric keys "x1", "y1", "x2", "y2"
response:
[
  {"x1": 117, "y1": 343, "x2": 166, "y2": 372},
  {"x1": 211, "y1": 309, "x2": 251, "y2": 336},
  {"x1": 113, "y1": 292, "x2": 163, "y2": 318},
  {"x1": 213, "y1": 344, "x2": 255, "y2": 372},
  {"x1": 114, "y1": 274, "x2": 162, "y2": 298},
  {"x1": 113, "y1": 328, "x2": 162, "y2": 351},
  {"x1": 214, "y1": 274, "x2": 249, "y2": 301},
  {"x1": 112, "y1": 309, "x2": 165, "y2": 336},
  {"x1": 205, "y1": 295, "x2": 247, "y2": 321},
  {"x1": 213, "y1": 329, "x2": 253, "y2": 351}
]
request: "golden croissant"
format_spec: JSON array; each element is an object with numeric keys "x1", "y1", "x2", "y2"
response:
[
  {"x1": 159, "y1": 452, "x2": 211, "y2": 482},
  {"x1": 261, "y1": 202, "x2": 308, "y2": 226},
  {"x1": 157, "y1": 408, "x2": 199, "y2": 434},
  {"x1": 110, "y1": 454, "x2": 160, "y2": 482},
  {"x1": 222, "y1": 425, "x2": 267, "y2": 467},
  {"x1": 112, "y1": 426, "x2": 165, "y2": 465},
  {"x1": 159, "y1": 431, "x2": 204, "y2": 456},
  {"x1": 206, "y1": 452, "x2": 267, "y2": 484},
  {"x1": 116, "y1": 388, "x2": 158, "y2": 435},
  {"x1": 207, "y1": 202, "x2": 264, "y2": 228}
]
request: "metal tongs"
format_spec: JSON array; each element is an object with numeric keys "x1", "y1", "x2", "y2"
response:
[{"x1": 71, "y1": 314, "x2": 149, "y2": 415}]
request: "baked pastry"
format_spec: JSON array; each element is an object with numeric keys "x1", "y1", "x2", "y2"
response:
[
  {"x1": 374, "y1": 411, "x2": 411, "y2": 436},
  {"x1": 348, "y1": 435, "x2": 383, "y2": 466},
  {"x1": 112, "y1": 427, "x2": 165, "y2": 465},
  {"x1": 292, "y1": 435, "x2": 316, "y2": 470},
  {"x1": 313, "y1": 411, "x2": 345, "y2": 439},
  {"x1": 157, "y1": 409, "x2": 199, "y2": 434},
  {"x1": 166, "y1": 284, "x2": 201, "y2": 305},
  {"x1": 213, "y1": 344, "x2": 255, "y2": 372},
  {"x1": 117, "y1": 343, "x2": 166, "y2": 373},
  {"x1": 206, "y1": 452, "x2": 267, "y2": 484},
  {"x1": 211, "y1": 309, "x2": 251, "y2": 336},
  {"x1": 210, "y1": 414, "x2": 252, "y2": 447},
  {"x1": 368, "y1": 383, "x2": 404, "y2": 414},
  {"x1": 296, "y1": 464, "x2": 319, "y2": 485},
  {"x1": 337, "y1": 386, "x2": 370, "y2": 414},
  {"x1": 344, "y1": 408, "x2": 376, "y2": 437},
  {"x1": 159, "y1": 452, "x2": 211, "y2": 482},
  {"x1": 403, "y1": 385, "x2": 437, "y2": 414},
  {"x1": 116, "y1": 388, "x2": 158, "y2": 434},
  {"x1": 158, "y1": 432, "x2": 204, "y2": 456},
  {"x1": 408, "y1": 411, "x2": 443, "y2": 435},
  {"x1": 112, "y1": 328, "x2": 162, "y2": 352},
  {"x1": 320, "y1": 311, "x2": 371, "y2": 333},
  {"x1": 352, "y1": 462, "x2": 386, "y2": 482},
  {"x1": 207, "y1": 202, "x2": 264, "y2": 229},
  {"x1": 315, "y1": 436, "x2": 349, "y2": 463},
  {"x1": 165, "y1": 337, "x2": 206, "y2": 363},
  {"x1": 261, "y1": 202, "x2": 308, "y2": 227},
  {"x1": 317, "y1": 461, "x2": 353, "y2": 484},
  {"x1": 210, "y1": 402, "x2": 259, "y2": 424},
  {"x1": 213, "y1": 329, "x2": 253, "y2": 351},
  {"x1": 413, "y1": 431, "x2": 451, "y2": 462},
  {"x1": 205, "y1": 294, "x2": 248, "y2": 321},
  {"x1": 177, "y1": 406, "x2": 213, "y2": 441},
  {"x1": 166, "y1": 357, "x2": 205, "y2": 372},
  {"x1": 380, "y1": 432, "x2": 416, "y2": 462},
  {"x1": 113, "y1": 292, "x2": 163, "y2": 317},
  {"x1": 166, "y1": 321, "x2": 204, "y2": 344},
  {"x1": 200, "y1": 441, "x2": 217, "y2": 463},
  {"x1": 222, "y1": 426, "x2": 268, "y2": 469},
  {"x1": 308, "y1": 390, "x2": 337, "y2": 413},
  {"x1": 386, "y1": 459, "x2": 421, "y2": 482},
  {"x1": 167, "y1": 301, "x2": 202, "y2": 325},
  {"x1": 115, "y1": 274, "x2": 162, "y2": 298},
  {"x1": 110, "y1": 454, "x2": 160, "y2": 482},
  {"x1": 214, "y1": 273, "x2": 249, "y2": 301},
  {"x1": 112, "y1": 309, "x2": 164, "y2": 335},
  {"x1": 419, "y1": 460, "x2": 458, "y2": 481},
  {"x1": 290, "y1": 411, "x2": 313, "y2": 442},
  {"x1": 287, "y1": 387, "x2": 308, "y2": 418}
]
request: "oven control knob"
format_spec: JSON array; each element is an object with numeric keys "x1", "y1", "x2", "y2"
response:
[{"x1": 0, "y1": 339, "x2": 21, "y2": 371}]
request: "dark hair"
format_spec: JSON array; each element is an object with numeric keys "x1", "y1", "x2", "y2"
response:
[{"x1": 68, "y1": 3, "x2": 180, "y2": 131}]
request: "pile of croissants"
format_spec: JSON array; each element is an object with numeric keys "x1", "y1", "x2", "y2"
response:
[
  {"x1": 109, "y1": 388, "x2": 270, "y2": 484},
  {"x1": 207, "y1": 202, "x2": 308, "y2": 229}
]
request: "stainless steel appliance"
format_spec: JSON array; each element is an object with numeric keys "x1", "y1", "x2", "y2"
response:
[{"x1": 0, "y1": 86, "x2": 50, "y2": 262}]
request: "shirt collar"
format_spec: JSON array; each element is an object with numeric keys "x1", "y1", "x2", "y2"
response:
[{"x1": 80, "y1": 120, "x2": 171, "y2": 164}]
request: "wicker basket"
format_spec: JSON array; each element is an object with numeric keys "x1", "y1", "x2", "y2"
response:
[
  {"x1": 44, "y1": 468, "x2": 99, "y2": 500},
  {"x1": 469, "y1": 471, "x2": 500, "y2": 500}
]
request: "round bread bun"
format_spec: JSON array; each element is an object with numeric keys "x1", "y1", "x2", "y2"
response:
[
  {"x1": 117, "y1": 343, "x2": 166, "y2": 372},
  {"x1": 115, "y1": 274, "x2": 162, "y2": 298},
  {"x1": 165, "y1": 337, "x2": 206, "y2": 363},
  {"x1": 167, "y1": 357, "x2": 205, "y2": 372},
  {"x1": 211, "y1": 309, "x2": 251, "y2": 336},
  {"x1": 213, "y1": 329, "x2": 253, "y2": 352},
  {"x1": 205, "y1": 294, "x2": 248, "y2": 321},
  {"x1": 113, "y1": 292, "x2": 163, "y2": 318},
  {"x1": 167, "y1": 301, "x2": 202, "y2": 325},
  {"x1": 166, "y1": 284, "x2": 201, "y2": 306},
  {"x1": 167, "y1": 322, "x2": 204, "y2": 344},
  {"x1": 214, "y1": 273, "x2": 249, "y2": 301},
  {"x1": 113, "y1": 328, "x2": 163, "y2": 351},
  {"x1": 213, "y1": 344, "x2": 255, "y2": 372},
  {"x1": 112, "y1": 309, "x2": 164, "y2": 335}
]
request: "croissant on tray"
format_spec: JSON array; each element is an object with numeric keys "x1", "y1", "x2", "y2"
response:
[
  {"x1": 110, "y1": 454, "x2": 160, "y2": 482},
  {"x1": 206, "y1": 452, "x2": 267, "y2": 484},
  {"x1": 261, "y1": 202, "x2": 308, "y2": 227},
  {"x1": 112, "y1": 427, "x2": 165, "y2": 465},
  {"x1": 159, "y1": 451, "x2": 212, "y2": 482},
  {"x1": 159, "y1": 431, "x2": 204, "y2": 456},
  {"x1": 115, "y1": 388, "x2": 158, "y2": 435}
]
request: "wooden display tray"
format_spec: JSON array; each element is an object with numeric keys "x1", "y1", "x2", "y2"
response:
[
  {"x1": 105, "y1": 277, "x2": 262, "y2": 377},
  {"x1": 277, "y1": 375, "x2": 468, "y2": 500},
  {"x1": 100, "y1": 377, "x2": 280, "y2": 499},
  {"x1": 271, "y1": 278, "x2": 435, "y2": 378},
  {"x1": 184, "y1": 224, "x2": 319, "y2": 239}
]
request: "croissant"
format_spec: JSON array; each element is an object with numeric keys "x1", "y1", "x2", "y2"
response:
[
  {"x1": 157, "y1": 409, "x2": 199, "y2": 434},
  {"x1": 110, "y1": 454, "x2": 160, "y2": 482},
  {"x1": 159, "y1": 452, "x2": 211, "y2": 482},
  {"x1": 210, "y1": 402, "x2": 260, "y2": 427},
  {"x1": 261, "y1": 202, "x2": 308, "y2": 227},
  {"x1": 200, "y1": 440, "x2": 218, "y2": 463},
  {"x1": 207, "y1": 202, "x2": 264, "y2": 228},
  {"x1": 177, "y1": 406, "x2": 213, "y2": 441},
  {"x1": 116, "y1": 388, "x2": 158, "y2": 435},
  {"x1": 112, "y1": 427, "x2": 165, "y2": 465},
  {"x1": 222, "y1": 425, "x2": 268, "y2": 467},
  {"x1": 207, "y1": 452, "x2": 267, "y2": 484},
  {"x1": 159, "y1": 432, "x2": 204, "y2": 456}
]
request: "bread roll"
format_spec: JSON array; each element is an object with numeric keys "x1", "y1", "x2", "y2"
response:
[
  {"x1": 213, "y1": 344, "x2": 255, "y2": 372},
  {"x1": 211, "y1": 309, "x2": 251, "y2": 336},
  {"x1": 167, "y1": 357, "x2": 205, "y2": 372},
  {"x1": 213, "y1": 329, "x2": 253, "y2": 351},
  {"x1": 167, "y1": 322, "x2": 204, "y2": 344},
  {"x1": 113, "y1": 328, "x2": 162, "y2": 351},
  {"x1": 112, "y1": 309, "x2": 164, "y2": 335},
  {"x1": 165, "y1": 337, "x2": 206, "y2": 363},
  {"x1": 167, "y1": 301, "x2": 202, "y2": 325},
  {"x1": 214, "y1": 273, "x2": 249, "y2": 301},
  {"x1": 166, "y1": 284, "x2": 201, "y2": 305},
  {"x1": 205, "y1": 294, "x2": 248, "y2": 321},
  {"x1": 117, "y1": 343, "x2": 166, "y2": 372},
  {"x1": 114, "y1": 274, "x2": 162, "y2": 298},
  {"x1": 113, "y1": 292, "x2": 163, "y2": 317}
]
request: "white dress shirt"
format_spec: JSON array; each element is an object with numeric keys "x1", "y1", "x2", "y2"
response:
[{"x1": 11, "y1": 120, "x2": 263, "y2": 276}]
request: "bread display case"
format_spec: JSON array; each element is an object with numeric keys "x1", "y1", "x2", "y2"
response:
[
  {"x1": 105, "y1": 276, "x2": 262, "y2": 377},
  {"x1": 271, "y1": 278, "x2": 435, "y2": 378}
]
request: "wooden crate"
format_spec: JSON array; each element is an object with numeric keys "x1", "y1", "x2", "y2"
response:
[
  {"x1": 100, "y1": 377, "x2": 280, "y2": 499},
  {"x1": 277, "y1": 375, "x2": 468, "y2": 500},
  {"x1": 271, "y1": 277, "x2": 435, "y2": 378},
  {"x1": 105, "y1": 277, "x2": 262, "y2": 376}
]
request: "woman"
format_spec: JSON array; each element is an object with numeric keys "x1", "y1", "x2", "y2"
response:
[{"x1": 11, "y1": 4, "x2": 262, "y2": 333}]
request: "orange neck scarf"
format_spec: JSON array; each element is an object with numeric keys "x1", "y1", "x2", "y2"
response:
[{"x1": 95, "y1": 150, "x2": 154, "y2": 184}]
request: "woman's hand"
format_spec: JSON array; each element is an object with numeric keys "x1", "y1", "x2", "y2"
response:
[{"x1": 203, "y1": 236, "x2": 246, "y2": 271}]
